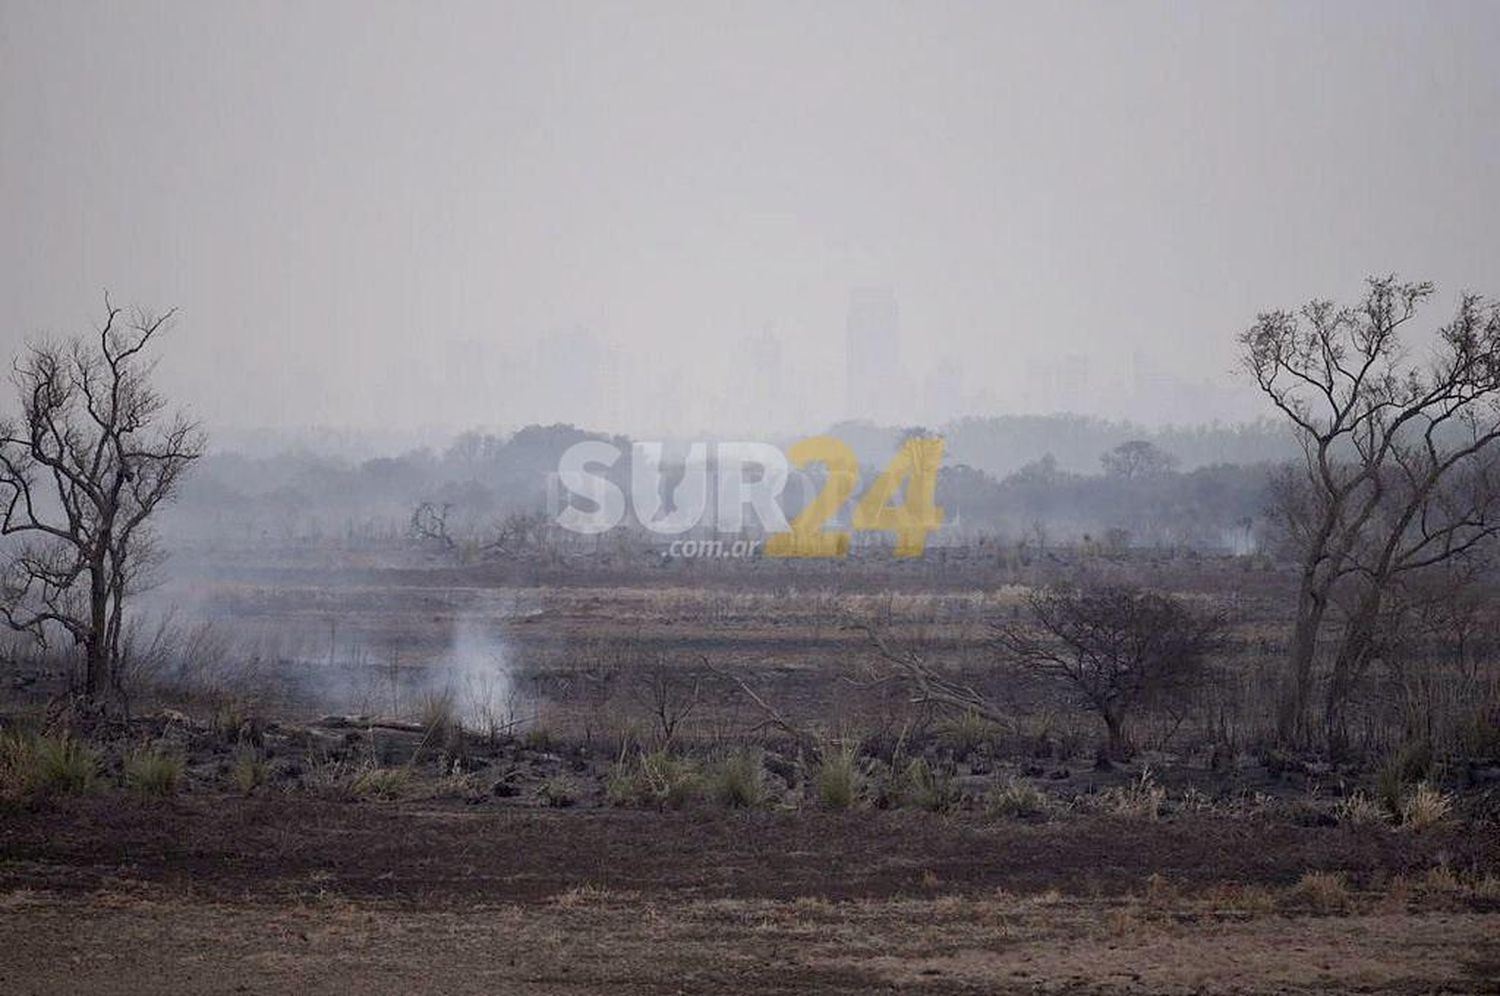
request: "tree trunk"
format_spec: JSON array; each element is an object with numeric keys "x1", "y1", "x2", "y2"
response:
[
  {"x1": 1103, "y1": 709, "x2": 1129, "y2": 760},
  {"x1": 1324, "y1": 597, "x2": 1381, "y2": 756},
  {"x1": 1278, "y1": 579, "x2": 1326, "y2": 744},
  {"x1": 85, "y1": 563, "x2": 110, "y2": 702}
]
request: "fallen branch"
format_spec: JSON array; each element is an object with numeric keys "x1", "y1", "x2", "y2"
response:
[{"x1": 849, "y1": 623, "x2": 1013, "y2": 731}]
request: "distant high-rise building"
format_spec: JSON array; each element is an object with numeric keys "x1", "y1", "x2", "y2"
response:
[
  {"x1": 922, "y1": 356, "x2": 964, "y2": 425},
  {"x1": 736, "y1": 323, "x2": 783, "y2": 431},
  {"x1": 845, "y1": 287, "x2": 900, "y2": 419}
]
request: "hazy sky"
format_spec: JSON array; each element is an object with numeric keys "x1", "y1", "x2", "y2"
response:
[{"x1": 2, "y1": 1, "x2": 1498, "y2": 440}]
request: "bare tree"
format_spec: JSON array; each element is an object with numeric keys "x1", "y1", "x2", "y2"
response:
[
  {"x1": 0, "y1": 299, "x2": 204, "y2": 708},
  {"x1": 408, "y1": 501, "x2": 455, "y2": 551},
  {"x1": 484, "y1": 509, "x2": 548, "y2": 559},
  {"x1": 994, "y1": 583, "x2": 1224, "y2": 759},
  {"x1": 629, "y1": 655, "x2": 701, "y2": 746},
  {"x1": 1241, "y1": 276, "x2": 1500, "y2": 744}
]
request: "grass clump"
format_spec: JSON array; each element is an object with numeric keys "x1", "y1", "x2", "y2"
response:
[
  {"x1": 124, "y1": 746, "x2": 186, "y2": 797},
  {"x1": 37, "y1": 734, "x2": 101, "y2": 794},
  {"x1": 938, "y1": 711, "x2": 998, "y2": 759},
  {"x1": 707, "y1": 749, "x2": 766, "y2": 809},
  {"x1": 417, "y1": 690, "x2": 458, "y2": 734},
  {"x1": 986, "y1": 778, "x2": 1050, "y2": 819},
  {"x1": 1334, "y1": 790, "x2": 1388, "y2": 827},
  {"x1": 815, "y1": 744, "x2": 862, "y2": 811},
  {"x1": 350, "y1": 766, "x2": 411, "y2": 801},
  {"x1": 537, "y1": 774, "x2": 579, "y2": 808},
  {"x1": 1282, "y1": 871, "x2": 1350, "y2": 914},
  {"x1": 1101, "y1": 767, "x2": 1166, "y2": 820},
  {"x1": 4, "y1": 732, "x2": 101, "y2": 800},
  {"x1": 1399, "y1": 781, "x2": 1453, "y2": 830},
  {"x1": 1376, "y1": 739, "x2": 1433, "y2": 814},
  {"x1": 302, "y1": 756, "x2": 358, "y2": 800},
  {"x1": 231, "y1": 749, "x2": 268, "y2": 795},
  {"x1": 606, "y1": 750, "x2": 701, "y2": 810},
  {"x1": 901, "y1": 757, "x2": 958, "y2": 813}
]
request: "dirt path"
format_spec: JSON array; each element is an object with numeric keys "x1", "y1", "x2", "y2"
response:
[
  {"x1": 2, "y1": 890, "x2": 1496, "y2": 995},
  {"x1": 2, "y1": 797, "x2": 1497, "y2": 994}
]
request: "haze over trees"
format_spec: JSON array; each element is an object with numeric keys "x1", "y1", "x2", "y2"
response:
[{"x1": 0, "y1": 300, "x2": 204, "y2": 709}]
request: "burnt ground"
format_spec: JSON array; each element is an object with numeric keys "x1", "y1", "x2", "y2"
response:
[
  {"x1": 3, "y1": 796, "x2": 1496, "y2": 904},
  {"x1": 2, "y1": 795, "x2": 1499, "y2": 994},
  {"x1": 4, "y1": 563, "x2": 1499, "y2": 993}
]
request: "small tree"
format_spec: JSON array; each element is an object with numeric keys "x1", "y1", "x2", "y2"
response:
[
  {"x1": 0, "y1": 300, "x2": 204, "y2": 708},
  {"x1": 995, "y1": 583, "x2": 1224, "y2": 758}
]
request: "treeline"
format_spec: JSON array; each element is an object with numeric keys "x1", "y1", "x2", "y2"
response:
[{"x1": 163, "y1": 419, "x2": 1275, "y2": 553}]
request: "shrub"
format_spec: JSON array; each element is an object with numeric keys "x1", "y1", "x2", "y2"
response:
[
  {"x1": 606, "y1": 750, "x2": 701, "y2": 810},
  {"x1": 986, "y1": 778, "x2": 1050, "y2": 819},
  {"x1": 231, "y1": 750, "x2": 268, "y2": 795},
  {"x1": 815, "y1": 744, "x2": 862, "y2": 811},
  {"x1": 1399, "y1": 781, "x2": 1453, "y2": 830},
  {"x1": 902, "y1": 757, "x2": 958, "y2": 813},
  {"x1": 707, "y1": 749, "x2": 766, "y2": 809},
  {"x1": 124, "y1": 746, "x2": 185, "y2": 797}
]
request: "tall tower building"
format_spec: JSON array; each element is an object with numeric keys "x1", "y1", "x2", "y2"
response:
[{"x1": 845, "y1": 287, "x2": 900, "y2": 420}]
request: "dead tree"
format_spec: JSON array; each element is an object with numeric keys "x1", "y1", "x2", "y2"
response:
[
  {"x1": 994, "y1": 583, "x2": 1224, "y2": 759},
  {"x1": 408, "y1": 501, "x2": 455, "y2": 551},
  {"x1": 629, "y1": 655, "x2": 701, "y2": 747},
  {"x1": 1241, "y1": 277, "x2": 1500, "y2": 744},
  {"x1": 0, "y1": 299, "x2": 205, "y2": 708}
]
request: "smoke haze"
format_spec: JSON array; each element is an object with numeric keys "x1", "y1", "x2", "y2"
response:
[{"x1": 3, "y1": 2, "x2": 1498, "y2": 437}]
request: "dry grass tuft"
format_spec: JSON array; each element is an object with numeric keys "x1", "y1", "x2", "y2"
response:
[
  {"x1": 985, "y1": 778, "x2": 1050, "y2": 819},
  {"x1": 1100, "y1": 767, "x2": 1166, "y2": 820},
  {"x1": 1334, "y1": 790, "x2": 1388, "y2": 827},
  {"x1": 1399, "y1": 781, "x2": 1454, "y2": 830},
  {"x1": 606, "y1": 750, "x2": 701, "y2": 810},
  {"x1": 1282, "y1": 871, "x2": 1350, "y2": 914}
]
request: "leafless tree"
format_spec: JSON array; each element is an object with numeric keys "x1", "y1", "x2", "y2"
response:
[
  {"x1": 629, "y1": 655, "x2": 701, "y2": 746},
  {"x1": 1242, "y1": 276, "x2": 1500, "y2": 744},
  {"x1": 994, "y1": 583, "x2": 1225, "y2": 759},
  {"x1": 484, "y1": 509, "x2": 548, "y2": 559},
  {"x1": 408, "y1": 501, "x2": 455, "y2": 551},
  {"x1": 0, "y1": 299, "x2": 205, "y2": 708}
]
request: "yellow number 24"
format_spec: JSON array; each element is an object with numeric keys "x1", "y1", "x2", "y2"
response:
[
  {"x1": 766, "y1": 436, "x2": 945, "y2": 558},
  {"x1": 852, "y1": 436, "x2": 945, "y2": 558}
]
